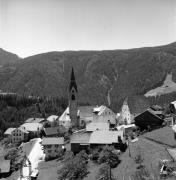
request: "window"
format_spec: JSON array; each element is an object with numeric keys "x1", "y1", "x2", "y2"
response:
[
  {"x1": 48, "y1": 150, "x2": 52, "y2": 153},
  {"x1": 71, "y1": 94, "x2": 75, "y2": 100},
  {"x1": 47, "y1": 145, "x2": 52, "y2": 148},
  {"x1": 55, "y1": 145, "x2": 59, "y2": 148}
]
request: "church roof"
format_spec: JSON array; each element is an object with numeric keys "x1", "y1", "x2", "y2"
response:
[
  {"x1": 59, "y1": 106, "x2": 95, "y2": 122},
  {"x1": 69, "y1": 67, "x2": 77, "y2": 92},
  {"x1": 78, "y1": 106, "x2": 94, "y2": 118}
]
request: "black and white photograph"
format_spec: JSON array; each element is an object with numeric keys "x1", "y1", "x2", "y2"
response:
[{"x1": 0, "y1": 0, "x2": 176, "y2": 179}]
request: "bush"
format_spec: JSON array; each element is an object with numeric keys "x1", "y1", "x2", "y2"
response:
[
  {"x1": 98, "y1": 146, "x2": 120, "y2": 168},
  {"x1": 96, "y1": 163, "x2": 115, "y2": 180},
  {"x1": 58, "y1": 151, "x2": 89, "y2": 180},
  {"x1": 90, "y1": 148, "x2": 100, "y2": 161}
]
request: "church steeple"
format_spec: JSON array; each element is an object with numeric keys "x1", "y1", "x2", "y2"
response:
[
  {"x1": 69, "y1": 67, "x2": 77, "y2": 92},
  {"x1": 69, "y1": 67, "x2": 79, "y2": 128}
]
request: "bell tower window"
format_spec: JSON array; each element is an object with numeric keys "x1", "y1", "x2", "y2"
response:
[{"x1": 71, "y1": 94, "x2": 75, "y2": 100}]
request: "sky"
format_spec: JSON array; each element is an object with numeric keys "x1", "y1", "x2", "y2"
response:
[{"x1": 0, "y1": 0, "x2": 176, "y2": 58}]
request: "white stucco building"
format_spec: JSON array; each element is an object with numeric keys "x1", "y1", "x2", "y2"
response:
[{"x1": 92, "y1": 105, "x2": 116, "y2": 125}]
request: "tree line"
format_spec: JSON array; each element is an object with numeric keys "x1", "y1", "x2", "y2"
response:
[{"x1": 0, "y1": 94, "x2": 67, "y2": 135}]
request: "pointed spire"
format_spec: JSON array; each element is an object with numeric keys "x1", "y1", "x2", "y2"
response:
[
  {"x1": 69, "y1": 67, "x2": 78, "y2": 92},
  {"x1": 71, "y1": 67, "x2": 75, "y2": 81}
]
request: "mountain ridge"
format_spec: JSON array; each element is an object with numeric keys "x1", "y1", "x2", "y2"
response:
[{"x1": 0, "y1": 42, "x2": 176, "y2": 111}]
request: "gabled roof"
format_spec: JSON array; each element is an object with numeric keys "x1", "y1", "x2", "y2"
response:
[
  {"x1": 59, "y1": 106, "x2": 94, "y2": 122},
  {"x1": 25, "y1": 118, "x2": 45, "y2": 123},
  {"x1": 86, "y1": 122, "x2": 109, "y2": 131},
  {"x1": 117, "y1": 124, "x2": 136, "y2": 131},
  {"x1": 93, "y1": 105, "x2": 106, "y2": 115},
  {"x1": 171, "y1": 101, "x2": 176, "y2": 109},
  {"x1": 89, "y1": 130, "x2": 124, "y2": 144},
  {"x1": 47, "y1": 115, "x2": 58, "y2": 122},
  {"x1": 124, "y1": 96, "x2": 149, "y2": 114},
  {"x1": 44, "y1": 126, "x2": 66, "y2": 136},
  {"x1": 0, "y1": 159, "x2": 10, "y2": 173},
  {"x1": 4, "y1": 128, "x2": 16, "y2": 135},
  {"x1": 71, "y1": 131, "x2": 91, "y2": 144},
  {"x1": 18, "y1": 126, "x2": 29, "y2": 134},
  {"x1": 147, "y1": 109, "x2": 162, "y2": 119},
  {"x1": 21, "y1": 123, "x2": 42, "y2": 132},
  {"x1": 42, "y1": 137, "x2": 64, "y2": 145},
  {"x1": 59, "y1": 107, "x2": 71, "y2": 122},
  {"x1": 44, "y1": 127, "x2": 59, "y2": 136},
  {"x1": 78, "y1": 106, "x2": 94, "y2": 118}
]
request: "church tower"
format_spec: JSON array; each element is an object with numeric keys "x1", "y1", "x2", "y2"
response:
[{"x1": 69, "y1": 67, "x2": 79, "y2": 127}]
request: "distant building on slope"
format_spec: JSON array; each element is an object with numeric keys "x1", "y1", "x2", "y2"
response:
[
  {"x1": 21, "y1": 122, "x2": 43, "y2": 139},
  {"x1": 4, "y1": 128, "x2": 16, "y2": 143},
  {"x1": 120, "y1": 96, "x2": 149, "y2": 124},
  {"x1": 11, "y1": 126, "x2": 29, "y2": 143},
  {"x1": 92, "y1": 105, "x2": 116, "y2": 126}
]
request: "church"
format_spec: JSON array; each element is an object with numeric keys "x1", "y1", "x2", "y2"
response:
[{"x1": 59, "y1": 68, "x2": 116, "y2": 129}]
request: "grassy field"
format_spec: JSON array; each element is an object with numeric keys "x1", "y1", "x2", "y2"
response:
[
  {"x1": 144, "y1": 126, "x2": 176, "y2": 148},
  {"x1": 84, "y1": 138, "x2": 175, "y2": 180}
]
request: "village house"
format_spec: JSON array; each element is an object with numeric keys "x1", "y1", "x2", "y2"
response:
[
  {"x1": 47, "y1": 115, "x2": 59, "y2": 127},
  {"x1": 44, "y1": 126, "x2": 66, "y2": 137},
  {"x1": 25, "y1": 117, "x2": 45, "y2": 124},
  {"x1": 120, "y1": 96, "x2": 149, "y2": 125},
  {"x1": 135, "y1": 108, "x2": 164, "y2": 130},
  {"x1": 92, "y1": 105, "x2": 116, "y2": 126},
  {"x1": 4, "y1": 128, "x2": 15, "y2": 143},
  {"x1": 0, "y1": 159, "x2": 11, "y2": 178},
  {"x1": 116, "y1": 124, "x2": 136, "y2": 135},
  {"x1": 169, "y1": 101, "x2": 176, "y2": 114},
  {"x1": 11, "y1": 126, "x2": 29, "y2": 143},
  {"x1": 70, "y1": 129, "x2": 124, "y2": 154},
  {"x1": 42, "y1": 137, "x2": 64, "y2": 160},
  {"x1": 21, "y1": 122, "x2": 43, "y2": 139},
  {"x1": 89, "y1": 130, "x2": 124, "y2": 148}
]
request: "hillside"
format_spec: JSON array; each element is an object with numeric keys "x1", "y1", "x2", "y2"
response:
[
  {"x1": 1, "y1": 42, "x2": 176, "y2": 111},
  {"x1": 0, "y1": 49, "x2": 21, "y2": 89}
]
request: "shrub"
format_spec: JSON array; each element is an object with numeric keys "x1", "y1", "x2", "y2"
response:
[
  {"x1": 96, "y1": 163, "x2": 115, "y2": 180},
  {"x1": 98, "y1": 146, "x2": 120, "y2": 168},
  {"x1": 58, "y1": 151, "x2": 89, "y2": 180},
  {"x1": 90, "y1": 148, "x2": 100, "y2": 161}
]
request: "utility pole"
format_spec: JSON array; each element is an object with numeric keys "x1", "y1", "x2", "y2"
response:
[
  {"x1": 108, "y1": 160, "x2": 112, "y2": 180},
  {"x1": 128, "y1": 138, "x2": 131, "y2": 157},
  {"x1": 109, "y1": 164, "x2": 112, "y2": 180}
]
